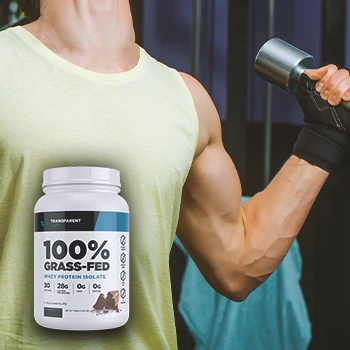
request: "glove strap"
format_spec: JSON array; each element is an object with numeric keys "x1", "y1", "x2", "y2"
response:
[{"x1": 293, "y1": 125, "x2": 348, "y2": 173}]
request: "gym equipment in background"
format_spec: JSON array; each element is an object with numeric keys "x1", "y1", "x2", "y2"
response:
[{"x1": 254, "y1": 37, "x2": 350, "y2": 111}]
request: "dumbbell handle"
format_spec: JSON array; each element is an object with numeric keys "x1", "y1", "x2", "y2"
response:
[{"x1": 254, "y1": 38, "x2": 350, "y2": 111}]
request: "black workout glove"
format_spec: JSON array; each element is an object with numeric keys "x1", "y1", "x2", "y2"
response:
[{"x1": 294, "y1": 73, "x2": 349, "y2": 173}]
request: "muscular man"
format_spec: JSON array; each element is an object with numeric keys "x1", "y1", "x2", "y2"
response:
[{"x1": 1, "y1": 1, "x2": 350, "y2": 349}]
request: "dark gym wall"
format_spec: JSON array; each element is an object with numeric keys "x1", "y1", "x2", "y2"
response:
[
  {"x1": 130, "y1": 0, "x2": 143, "y2": 45},
  {"x1": 142, "y1": 0, "x2": 229, "y2": 121},
  {"x1": 346, "y1": 0, "x2": 350, "y2": 64},
  {"x1": 248, "y1": 0, "x2": 322, "y2": 124},
  {"x1": 0, "y1": 1, "x2": 10, "y2": 26},
  {"x1": 298, "y1": 2, "x2": 349, "y2": 350}
]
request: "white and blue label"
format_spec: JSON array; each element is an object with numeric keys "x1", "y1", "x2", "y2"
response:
[{"x1": 34, "y1": 211, "x2": 129, "y2": 322}]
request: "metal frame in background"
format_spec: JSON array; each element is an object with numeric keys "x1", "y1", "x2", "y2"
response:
[
  {"x1": 191, "y1": 0, "x2": 202, "y2": 80},
  {"x1": 224, "y1": 0, "x2": 250, "y2": 190},
  {"x1": 263, "y1": 0, "x2": 275, "y2": 186}
]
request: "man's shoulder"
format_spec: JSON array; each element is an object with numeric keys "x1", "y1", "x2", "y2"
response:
[
  {"x1": 0, "y1": 27, "x2": 21, "y2": 60},
  {"x1": 141, "y1": 49, "x2": 220, "y2": 148},
  {"x1": 178, "y1": 72, "x2": 205, "y2": 98},
  {"x1": 179, "y1": 72, "x2": 222, "y2": 156},
  {"x1": 0, "y1": 28, "x2": 19, "y2": 76},
  {"x1": 141, "y1": 49, "x2": 197, "y2": 100},
  {"x1": 0, "y1": 27, "x2": 17, "y2": 46},
  {"x1": 179, "y1": 72, "x2": 220, "y2": 123}
]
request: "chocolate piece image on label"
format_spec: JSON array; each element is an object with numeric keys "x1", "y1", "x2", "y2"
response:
[
  {"x1": 105, "y1": 290, "x2": 120, "y2": 312},
  {"x1": 93, "y1": 293, "x2": 107, "y2": 310}
]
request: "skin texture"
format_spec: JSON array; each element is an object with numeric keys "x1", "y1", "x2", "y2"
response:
[
  {"x1": 22, "y1": 1, "x2": 350, "y2": 301},
  {"x1": 23, "y1": 0, "x2": 139, "y2": 74}
]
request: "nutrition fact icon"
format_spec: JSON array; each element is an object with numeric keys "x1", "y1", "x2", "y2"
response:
[
  {"x1": 120, "y1": 270, "x2": 126, "y2": 281},
  {"x1": 120, "y1": 288, "x2": 126, "y2": 299}
]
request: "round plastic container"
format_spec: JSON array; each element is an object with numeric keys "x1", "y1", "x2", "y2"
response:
[{"x1": 34, "y1": 166, "x2": 129, "y2": 331}]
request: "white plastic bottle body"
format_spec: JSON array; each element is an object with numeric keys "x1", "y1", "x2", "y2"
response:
[{"x1": 34, "y1": 168, "x2": 129, "y2": 331}]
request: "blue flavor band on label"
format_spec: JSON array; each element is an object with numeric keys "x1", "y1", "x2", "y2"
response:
[{"x1": 95, "y1": 212, "x2": 129, "y2": 232}]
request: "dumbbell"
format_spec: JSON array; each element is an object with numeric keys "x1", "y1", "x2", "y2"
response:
[{"x1": 254, "y1": 38, "x2": 350, "y2": 111}]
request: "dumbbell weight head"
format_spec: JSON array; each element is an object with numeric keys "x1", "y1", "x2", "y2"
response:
[
  {"x1": 255, "y1": 37, "x2": 350, "y2": 111},
  {"x1": 254, "y1": 38, "x2": 316, "y2": 95}
]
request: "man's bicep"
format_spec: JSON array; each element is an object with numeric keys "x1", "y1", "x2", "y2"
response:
[{"x1": 177, "y1": 141, "x2": 243, "y2": 281}]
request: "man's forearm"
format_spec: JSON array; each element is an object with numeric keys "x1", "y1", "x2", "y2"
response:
[
  {"x1": 177, "y1": 65, "x2": 347, "y2": 302},
  {"x1": 239, "y1": 155, "x2": 328, "y2": 292}
]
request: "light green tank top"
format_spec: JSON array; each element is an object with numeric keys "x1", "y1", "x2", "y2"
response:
[{"x1": 0, "y1": 26, "x2": 198, "y2": 350}]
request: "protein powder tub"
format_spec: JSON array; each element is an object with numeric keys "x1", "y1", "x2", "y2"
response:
[{"x1": 34, "y1": 166, "x2": 129, "y2": 331}]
